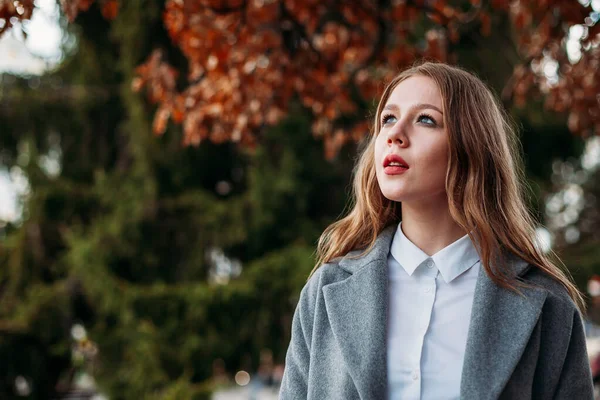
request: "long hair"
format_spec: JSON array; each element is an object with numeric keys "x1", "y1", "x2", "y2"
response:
[{"x1": 313, "y1": 61, "x2": 585, "y2": 311}]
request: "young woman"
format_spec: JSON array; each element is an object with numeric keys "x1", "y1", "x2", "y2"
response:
[{"x1": 279, "y1": 62, "x2": 594, "y2": 399}]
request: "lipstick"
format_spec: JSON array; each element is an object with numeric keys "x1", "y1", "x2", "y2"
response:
[{"x1": 383, "y1": 154, "x2": 409, "y2": 175}]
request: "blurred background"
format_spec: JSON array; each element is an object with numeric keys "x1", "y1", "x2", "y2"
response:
[{"x1": 1, "y1": 0, "x2": 600, "y2": 399}]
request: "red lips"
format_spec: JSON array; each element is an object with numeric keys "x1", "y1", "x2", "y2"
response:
[
  {"x1": 383, "y1": 154, "x2": 409, "y2": 175},
  {"x1": 383, "y1": 154, "x2": 409, "y2": 168}
]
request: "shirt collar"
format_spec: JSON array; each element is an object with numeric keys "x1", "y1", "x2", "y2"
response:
[{"x1": 390, "y1": 222, "x2": 481, "y2": 283}]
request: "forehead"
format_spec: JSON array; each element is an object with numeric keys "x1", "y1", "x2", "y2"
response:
[{"x1": 384, "y1": 75, "x2": 443, "y2": 111}]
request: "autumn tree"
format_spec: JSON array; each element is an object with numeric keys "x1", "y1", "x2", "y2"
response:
[{"x1": 3, "y1": 0, "x2": 598, "y2": 157}]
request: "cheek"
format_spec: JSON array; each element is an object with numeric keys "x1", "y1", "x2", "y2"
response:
[
  {"x1": 418, "y1": 141, "x2": 449, "y2": 177},
  {"x1": 374, "y1": 136, "x2": 386, "y2": 165},
  {"x1": 433, "y1": 147, "x2": 450, "y2": 178}
]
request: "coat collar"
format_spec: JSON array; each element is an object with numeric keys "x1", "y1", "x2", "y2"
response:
[
  {"x1": 336, "y1": 225, "x2": 397, "y2": 273},
  {"x1": 322, "y1": 224, "x2": 547, "y2": 399}
]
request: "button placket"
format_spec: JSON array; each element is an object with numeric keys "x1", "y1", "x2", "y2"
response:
[
  {"x1": 422, "y1": 277, "x2": 436, "y2": 331},
  {"x1": 412, "y1": 370, "x2": 419, "y2": 381}
]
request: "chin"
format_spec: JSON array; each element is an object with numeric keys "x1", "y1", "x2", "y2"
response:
[{"x1": 379, "y1": 187, "x2": 407, "y2": 203}]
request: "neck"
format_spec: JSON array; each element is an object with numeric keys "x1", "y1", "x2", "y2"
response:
[{"x1": 400, "y1": 196, "x2": 467, "y2": 256}]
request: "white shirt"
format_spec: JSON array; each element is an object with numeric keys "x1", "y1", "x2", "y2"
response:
[{"x1": 387, "y1": 222, "x2": 481, "y2": 400}]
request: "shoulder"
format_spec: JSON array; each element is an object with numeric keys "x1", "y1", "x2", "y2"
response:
[
  {"x1": 522, "y1": 266, "x2": 582, "y2": 326},
  {"x1": 298, "y1": 224, "x2": 397, "y2": 303},
  {"x1": 302, "y1": 260, "x2": 352, "y2": 298},
  {"x1": 524, "y1": 267, "x2": 578, "y2": 308},
  {"x1": 520, "y1": 267, "x2": 593, "y2": 398}
]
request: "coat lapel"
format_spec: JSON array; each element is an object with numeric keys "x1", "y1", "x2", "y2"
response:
[
  {"x1": 460, "y1": 256, "x2": 548, "y2": 399},
  {"x1": 322, "y1": 226, "x2": 396, "y2": 400}
]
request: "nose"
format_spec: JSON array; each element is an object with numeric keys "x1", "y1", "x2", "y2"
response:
[{"x1": 386, "y1": 124, "x2": 408, "y2": 147}]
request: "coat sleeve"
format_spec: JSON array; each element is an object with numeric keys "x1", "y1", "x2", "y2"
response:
[
  {"x1": 553, "y1": 309, "x2": 594, "y2": 399},
  {"x1": 279, "y1": 270, "x2": 322, "y2": 399}
]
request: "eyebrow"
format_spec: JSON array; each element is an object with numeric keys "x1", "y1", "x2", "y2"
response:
[{"x1": 382, "y1": 103, "x2": 443, "y2": 115}]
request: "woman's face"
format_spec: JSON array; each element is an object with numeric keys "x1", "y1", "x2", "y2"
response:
[{"x1": 374, "y1": 75, "x2": 449, "y2": 205}]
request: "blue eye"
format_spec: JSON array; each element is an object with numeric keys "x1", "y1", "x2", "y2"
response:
[
  {"x1": 417, "y1": 114, "x2": 436, "y2": 126},
  {"x1": 382, "y1": 114, "x2": 397, "y2": 125}
]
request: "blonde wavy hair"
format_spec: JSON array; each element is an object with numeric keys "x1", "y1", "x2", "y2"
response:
[{"x1": 313, "y1": 61, "x2": 585, "y2": 311}]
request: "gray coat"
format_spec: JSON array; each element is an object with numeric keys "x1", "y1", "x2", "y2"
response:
[{"x1": 279, "y1": 226, "x2": 594, "y2": 399}]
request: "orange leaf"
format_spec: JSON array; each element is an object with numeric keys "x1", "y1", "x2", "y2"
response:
[
  {"x1": 101, "y1": 0, "x2": 119, "y2": 20},
  {"x1": 131, "y1": 77, "x2": 145, "y2": 92},
  {"x1": 153, "y1": 106, "x2": 171, "y2": 136}
]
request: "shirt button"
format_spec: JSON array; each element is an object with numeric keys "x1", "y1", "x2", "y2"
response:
[
  {"x1": 426, "y1": 260, "x2": 434, "y2": 268},
  {"x1": 412, "y1": 371, "x2": 419, "y2": 380},
  {"x1": 425, "y1": 287, "x2": 432, "y2": 293}
]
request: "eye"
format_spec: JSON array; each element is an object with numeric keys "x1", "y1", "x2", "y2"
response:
[
  {"x1": 381, "y1": 114, "x2": 397, "y2": 126},
  {"x1": 417, "y1": 113, "x2": 437, "y2": 126}
]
